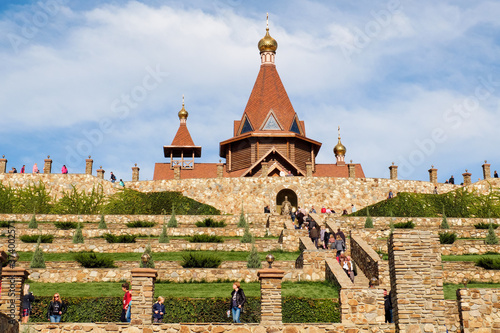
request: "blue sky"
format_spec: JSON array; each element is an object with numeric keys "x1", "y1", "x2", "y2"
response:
[{"x1": 1, "y1": 0, "x2": 499, "y2": 182}]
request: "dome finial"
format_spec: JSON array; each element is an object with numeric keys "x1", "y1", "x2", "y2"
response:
[
  {"x1": 258, "y1": 13, "x2": 278, "y2": 54},
  {"x1": 266, "y1": 12, "x2": 269, "y2": 30},
  {"x1": 178, "y1": 95, "x2": 188, "y2": 121},
  {"x1": 334, "y1": 125, "x2": 346, "y2": 157}
]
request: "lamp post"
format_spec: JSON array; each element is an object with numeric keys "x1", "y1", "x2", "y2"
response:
[{"x1": 266, "y1": 253, "x2": 275, "y2": 269}]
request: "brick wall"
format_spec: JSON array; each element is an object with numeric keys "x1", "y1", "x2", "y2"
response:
[{"x1": 457, "y1": 288, "x2": 500, "y2": 332}]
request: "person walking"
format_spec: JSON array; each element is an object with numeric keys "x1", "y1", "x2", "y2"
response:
[
  {"x1": 384, "y1": 289, "x2": 393, "y2": 323},
  {"x1": 33, "y1": 163, "x2": 39, "y2": 173},
  {"x1": 152, "y1": 296, "x2": 165, "y2": 323},
  {"x1": 110, "y1": 172, "x2": 116, "y2": 183},
  {"x1": 47, "y1": 293, "x2": 66, "y2": 323},
  {"x1": 21, "y1": 165, "x2": 25, "y2": 173},
  {"x1": 22, "y1": 284, "x2": 34, "y2": 323},
  {"x1": 121, "y1": 282, "x2": 132, "y2": 322},
  {"x1": 61, "y1": 165, "x2": 68, "y2": 174},
  {"x1": 229, "y1": 282, "x2": 246, "y2": 323}
]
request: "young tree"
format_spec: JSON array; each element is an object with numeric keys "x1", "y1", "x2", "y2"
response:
[
  {"x1": 28, "y1": 213, "x2": 38, "y2": 229},
  {"x1": 238, "y1": 206, "x2": 247, "y2": 228},
  {"x1": 485, "y1": 221, "x2": 499, "y2": 245},
  {"x1": 364, "y1": 208, "x2": 374, "y2": 228},
  {"x1": 30, "y1": 236, "x2": 46, "y2": 268},
  {"x1": 247, "y1": 245, "x2": 261, "y2": 268},
  {"x1": 73, "y1": 223, "x2": 84, "y2": 244},
  {"x1": 240, "y1": 223, "x2": 254, "y2": 243},
  {"x1": 98, "y1": 213, "x2": 107, "y2": 229},
  {"x1": 167, "y1": 205, "x2": 177, "y2": 227},
  {"x1": 440, "y1": 207, "x2": 449, "y2": 229},
  {"x1": 158, "y1": 222, "x2": 170, "y2": 243}
]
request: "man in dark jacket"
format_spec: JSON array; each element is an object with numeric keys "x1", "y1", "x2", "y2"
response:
[
  {"x1": 229, "y1": 282, "x2": 246, "y2": 323},
  {"x1": 384, "y1": 289, "x2": 392, "y2": 323}
]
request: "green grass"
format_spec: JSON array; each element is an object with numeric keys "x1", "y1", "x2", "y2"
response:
[
  {"x1": 27, "y1": 281, "x2": 338, "y2": 298},
  {"x1": 17, "y1": 250, "x2": 300, "y2": 262},
  {"x1": 443, "y1": 282, "x2": 500, "y2": 299},
  {"x1": 441, "y1": 253, "x2": 500, "y2": 262}
]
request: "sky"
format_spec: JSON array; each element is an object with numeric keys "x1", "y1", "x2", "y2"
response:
[{"x1": 1, "y1": 0, "x2": 499, "y2": 182}]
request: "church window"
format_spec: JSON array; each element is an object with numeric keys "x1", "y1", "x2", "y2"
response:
[
  {"x1": 290, "y1": 118, "x2": 301, "y2": 134},
  {"x1": 262, "y1": 114, "x2": 281, "y2": 130},
  {"x1": 241, "y1": 117, "x2": 253, "y2": 134}
]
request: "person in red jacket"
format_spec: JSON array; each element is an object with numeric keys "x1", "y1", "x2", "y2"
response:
[{"x1": 121, "y1": 282, "x2": 132, "y2": 322}]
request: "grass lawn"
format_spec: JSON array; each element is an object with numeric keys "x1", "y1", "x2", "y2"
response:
[
  {"x1": 28, "y1": 281, "x2": 338, "y2": 299},
  {"x1": 441, "y1": 253, "x2": 500, "y2": 262},
  {"x1": 17, "y1": 250, "x2": 300, "y2": 262},
  {"x1": 443, "y1": 282, "x2": 500, "y2": 299}
]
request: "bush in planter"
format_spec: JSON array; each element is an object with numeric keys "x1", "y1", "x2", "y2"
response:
[
  {"x1": 188, "y1": 234, "x2": 224, "y2": 243},
  {"x1": 103, "y1": 234, "x2": 136, "y2": 243},
  {"x1": 195, "y1": 218, "x2": 226, "y2": 228},
  {"x1": 30, "y1": 236, "x2": 46, "y2": 268},
  {"x1": 54, "y1": 221, "x2": 79, "y2": 230},
  {"x1": 126, "y1": 221, "x2": 156, "y2": 228},
  {"x1": 73, "y1": 223, "x2": 84, "y2": 244},
  {"x1": 181, "y1": 252, "x2": 222, "y2": 268},
  {"x1": 74, "y1": 252, "x2": 116, "y2": 268},
  {"x1": 439, "y1": 232, "x2": 457, "y2": 244},
  {"x1": 20, "y1": 235, "x2": 53, "y2": 243}
]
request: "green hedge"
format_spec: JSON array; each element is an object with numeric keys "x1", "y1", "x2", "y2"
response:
[
  {"x1": 126, "y1": 221, "x2": 156, "y2": 228},
  {"x1": 20, "y1": 235, "x2": 54, "y2": 243},
  {"x1": 475, "y1": 222, "x2": 499, "y2": 229},
  {"x1": 195, "y1": 218, "x2": 226, "y2": 228},
  {"x1": 103, "y1": 234, "x2": 136, "y2": 243},
  {"x1": 476, "y1": 257, "x2": 500, "y2": 270},
  {"x1": 28, "y1": 296, "x2": 340, "y2": 323},
  {"x1": 393, "y1": 221, "x2": 415, "y2": 229},
  {"x1": 54, "y1": 222, "x2": 79, "y2": 230},
  {"x1": 189, "y1": 234, "x2": 224, "y2": 243}
]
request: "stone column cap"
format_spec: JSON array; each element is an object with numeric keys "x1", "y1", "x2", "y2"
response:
[
  {"x1": 2, "y1": 267, "x2": 30, "y2": 278},
  {"x1": 257, "y1": 268, "x2": 285, "y2": 279},
  {"x1": 0, "y1": 251, "x2": 8, "y2": 264},
  {"x1": 462, "y1": 172, "x2": 472, "y2": 176},
  {"x1": 131, "y1": 268, "x2": 158, "y2": 278}
]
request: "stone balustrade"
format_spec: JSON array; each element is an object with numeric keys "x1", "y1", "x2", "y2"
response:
[{"x1": 350, "y1": 234, "x2": 380, "y2": 285}]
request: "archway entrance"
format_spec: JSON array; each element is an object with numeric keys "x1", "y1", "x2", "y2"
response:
[{"x1": 276, "y1": 189, "x2": 298, "y2": 215}]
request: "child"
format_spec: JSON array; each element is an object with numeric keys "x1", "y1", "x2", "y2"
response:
[
  {"x1": 121, "y1": 282, "x2": 132, "y2": 323},
  {"x1": 152, "y1": 296, "x2": 165, "y2": 323}
]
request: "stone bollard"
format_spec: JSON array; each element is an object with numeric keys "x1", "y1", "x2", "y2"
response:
[
  {"x1": 257, "y1": 267, "x2": 285, "y2": 325},
  {"x1": 482, "y1": 160, "x2": 491, "y2": 179},
  {"x1": 306, "y1": 162, "x2": 312, "y2": 177},
  {"x1": 0, "y1": 155, "x2": 7, "y2": 173},
  {"x1": 261, "y1": 161, "x2": 269, "y2": 177},
  {"x1": 173, "y1": 165, "x2": 181, "y2": 180},
  {"x1": 0, "y1": 267, "x2": 30, "y2": 322},
  {"x1": 132, "y1": 164, "x2": 140, "y2": 181},
  {"x1": 85, "y1": 156, "x2": 93, "y2": 175},
  {"x1": 96, "y1": 166, "x2": 105, "y2": 179},
  {"x1": 428, "y1": 166, "x2": 437, "y2": 184},
  {"x1": 389, "y1": 162, "x2": 398, "y2": 180},
  {"x1": 43, "y1": 155, "x2": 52, "y2": 174},
  {"x1": 217, "y1": 161, "x2": 224, "y2": 178},
  {"x1": 130, "y1": 268, "x2": 157, "y2": 325},
  {"x1": 348, "y1": 160, "x2": 356, "y2": 178},
  {"x1": 463, "y1": 170, "x2": 472, "y2": 186}
]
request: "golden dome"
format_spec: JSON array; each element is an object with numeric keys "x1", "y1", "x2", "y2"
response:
[
  {"x1": 178, "y1": 97, "x2": 188, "y2": 120},
  {"x1": 258, "y1": 27, "x2": 278, "y2": 53},
  {"x1": 334, "y1": 137, "x2": 346, "y2": 156}
]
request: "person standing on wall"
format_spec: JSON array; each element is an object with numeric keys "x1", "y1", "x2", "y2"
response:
[
  {"x1": 449, "y1": 175, "x2": 455, "y2": 184},
  {"x1": 229, "y1": 282, "x2": 246, "y2": 323},
  {"x1": 110, "y1": 172, "x2": 116, "y2": 183},
  {"x1": 61, "y1": 165, "x2": 68, "y2": 174}
]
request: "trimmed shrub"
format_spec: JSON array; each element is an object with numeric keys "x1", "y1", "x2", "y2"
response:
[
  {"x1": 28, "y1": 214, "x2": 38, "y2": 229},
  {"x1": 247, "y1": 245, "x2": 261, "y2": 268},
  {"x1": 485, "y1": 223, "x2": 499, "y2": 245},
  {"x1": 240, "y1": 224, "x2": 254, "y2": 243},
  {"x1": 74, "y1": 252, "x2": 116, "y2": 268},
  {"x1": 0, "y1": 221, "x2": 13, "y2": 228},
  {"x1": 126, "y1": 221, "x2": 156, "y2": 228},
  {"x1": 140, "y1": 244, "x2": 155, "y2": 268},
  {"x1": 364, "y1": 208, "x2": 373, "y2": 228},
  {"x1": 98, "y1": 214, "x2": 107, "y2": 229},
  {"x1": 73, "y1": 223, "x2": 84, "y2": 244},
  {"x1": 282, "y1": 296, "x2": 340, "y2": 323},
  {"x1": 167, "y1": 207, "x2": 178, "y2": 227},
  {"x1": 158, "y1": 223, "x2": 169, "y2": 243},
  {"x1": 195, "y1": 218, "x2": 226, "y2": 228},
  {"x1": 475, "y1": 222, "x2": 499, "y2": 229},
  {"x1": 30, "y1": 236, "x2": 46, "y2": 268},
  {"x1": 103, "y1": 234, "x2": 136, "y2": 243},
  {"x1": 238, "y1": 207, "x2": 247, "y2": 227},
  {"x1": 181, "y1": 252, "x2": 222, "y2": 268},
  {"x1": 476, "y1": 257, "x2": 500, "y2": 270},
  {"x1": 189, "y1": 234, "x2": 224, "y2": 243},
  {"x1": 439, "y1": 232, "x2": 457, "y2": 244},
  {"x1": 440, "y1": 210, "x2": 450, "y2": 229},
  {"x1": 393, "y1": 221, "x2": 415, "y2": 229},
  {"x1": 20, "y1": 235, "x2": 53, "y2": 243},
  {"x1": 54, "y1": 221, "x2": 78, "y2": 230}
]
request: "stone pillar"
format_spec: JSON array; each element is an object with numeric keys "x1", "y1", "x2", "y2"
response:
[
  {"x1": 217, "y1": 161, "x2": 224, "y2": 178},
  {"x1": 130, "y1": 268, "x2": 157, "y2": 325},
  {"x1": 257, "y1": 268, "x2": 285, "y2": 325},
  {"x1": 0, "y1": 155, "x2": 6, "y2": 173},
  {"x1": 43, "y1": 155, "x2": 52, "y2": 174},
  {"x1": 85, "y1": 156, "x2": 93, "y2": 175},
  {"x1": 348, "y1": 161, "x2": 356, "y2": 178},
  {"x1": 173, "y1": 165, "x2": 181, "y2": 180},
  {"x1": 306, "y1": 162, "x2": 312, "y2": 177},
  {"x1": 428, "y1": 166, "x2": 437, "y2": 184},
  {"x1": 482, "y1": 160, "x2": 491, "y2": 180},
  {"x1": 261, "y1": 161, "x2": 269, "y2": 177},
  {"x1": 0, "y1": 268, "x2": 30, "y2": 322},
  {"x1": 96, "y1": 166, "x2": 105, "y2": 179},
  {"x1": 0, "y1": 251, "x2": 8, "y2": 277},
  {"x1": 388, "y1": 230, "x2": 445, "y2": 332},
  {"x1": 389, "y1": 162, "x2": 398, "y2": 180},
  {"x1": 132, "y1": 164, "x2": 140, "y2": 182},
  {"x1": 463, "y1": 170, "x2": 472, "y2": 186}
]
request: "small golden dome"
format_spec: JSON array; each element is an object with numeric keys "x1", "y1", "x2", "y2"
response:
[
  {"x1": 334, "y1": 137, "x2": 346, "y2": 156},
  {"x1": 258, "y1": 27, "x2": 278, "y2": 53},
  {"x1": 178, "y1": 97, "x2": 188, "y2": 120}
]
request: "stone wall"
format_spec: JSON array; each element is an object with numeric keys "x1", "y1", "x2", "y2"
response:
[
  {"x1": 0, "y1": 173, "x2": 459, "y2": 214},
  {"x1": 20, "y1": 323, "x2": 396, "y2": 333},
  {"x1": 340, "y1": 288, "x2": 385, "y2": 325},
  {"x1": 442, "y1": 262, "x2": 500, "y2": 283},
  {"x1": 457, "y1": 288, "x2": 500, "y2": 332},
  {"x1": 444, "y1": 300, "x2": 460, "y2": 333},
  {"x1": 350, "y1": 234, "x2": 381, "y2": 285}
]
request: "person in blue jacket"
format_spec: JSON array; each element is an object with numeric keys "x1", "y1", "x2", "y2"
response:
[{"x1": 152, "y1": 296, "x2": 165, "y2": 323}]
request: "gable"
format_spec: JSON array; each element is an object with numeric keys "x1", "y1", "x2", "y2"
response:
[
  {"x1": 261, "y1": 111, "x2": 282, "y2": 131},
  {"x1": 240, "y1": 117, "x2": 253, "y2": 135},
  {"x1": 290, "y1": 118, "x2": 301, "y2": 134}
]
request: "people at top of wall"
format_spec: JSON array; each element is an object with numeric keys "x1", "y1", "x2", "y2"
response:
[
  {"x1": 61, "y1": 165, "x2": 68, "y2": 174},
  {"x1": 449, "y1": 175, "x2": 455, "y2": 184},
  {"x1": 495, "y1": 170, "x2": 499, "y2": 178},
  {"x1": 351, "y1": 204, "x2": 356, "y2": 213},
  {"x1": 110, "y1": 172, "x2": 116, "y2": 183},
  {"x1": 387, "y1": 190, "x2": 393, "y2": 199},
  {"x1": 310, "y1": 206, "x2": 316, "y2": 213},
  {"x1": 263, "y1": 205, "x2": 270, "y2": 213},
  {"x1": 20, "y1": 165, "x2": 25, "y2": 173},
  {"x1": 33, "y1": 163, "x2": 38, "y2": 173},
  {"x1": 342, "y1": 209, "x2": 348, "y2": 215},
  {"x1": 119, "y1": 179, "x2": 125, "y2": 187},
  {"x1": 11, "y1": 167, "x2": 17, "y2": 173}
]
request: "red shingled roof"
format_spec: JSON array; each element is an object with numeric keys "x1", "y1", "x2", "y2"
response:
[
  {"x1": 313, "y1": 164, "x2": 365, "y2": 178},
  {"x1": 171, "y1": 123, "x2": 195, "y2": 146}
]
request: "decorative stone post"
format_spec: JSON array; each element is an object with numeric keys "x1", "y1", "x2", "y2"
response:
[
  {"x1": 482, "y1": 160, "x2": 491, "y2": 180},
  {"x1": 96, "y1": 166, "x2": 105, "y2": 179},
  {"x1": 389, "y1": 162, "x2": 398, "y2": 180},
  {"x1": 132, "y1": 164, "x2": 140, "y2": 182},
  {"x1": 217, "y1": 160, "x2": 224, "y2": 178},
  {"x1": 463, "y1": 170, "x2": 472, "y2": 186},
  {"x1": 43, "y1": 155, "x2": 52, "y2": 174},
  {"x1": 305, "y1": 162, "x2": 312, "y2": 177},
  {"x1": 0, "y1": 267, "x2": 30, "y2": 322},
  {"x1": 130, "y1": 268, "x2": 157, "y2": 325},
  {"x1": 348, "y1": 160, "x2": 356, "y2": 178},
  {"x1": 261, "y1": 161, "x2": 269, "y2": 177},
  {"x1": 428, "y1": 165, "x2": 437, "y2": 184},
  {"x1": 0, "y1": 155, "x2": 6, "y2": 173},
  {"x1": 258, "y1": 255, "x2": 285, "y2": 325},
  {"x1": 85, "y1": 156, "x2": 93, "y2": 175},
  {"x1": 173, "y1": 165, "x2": 181, "y2": 180}
]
